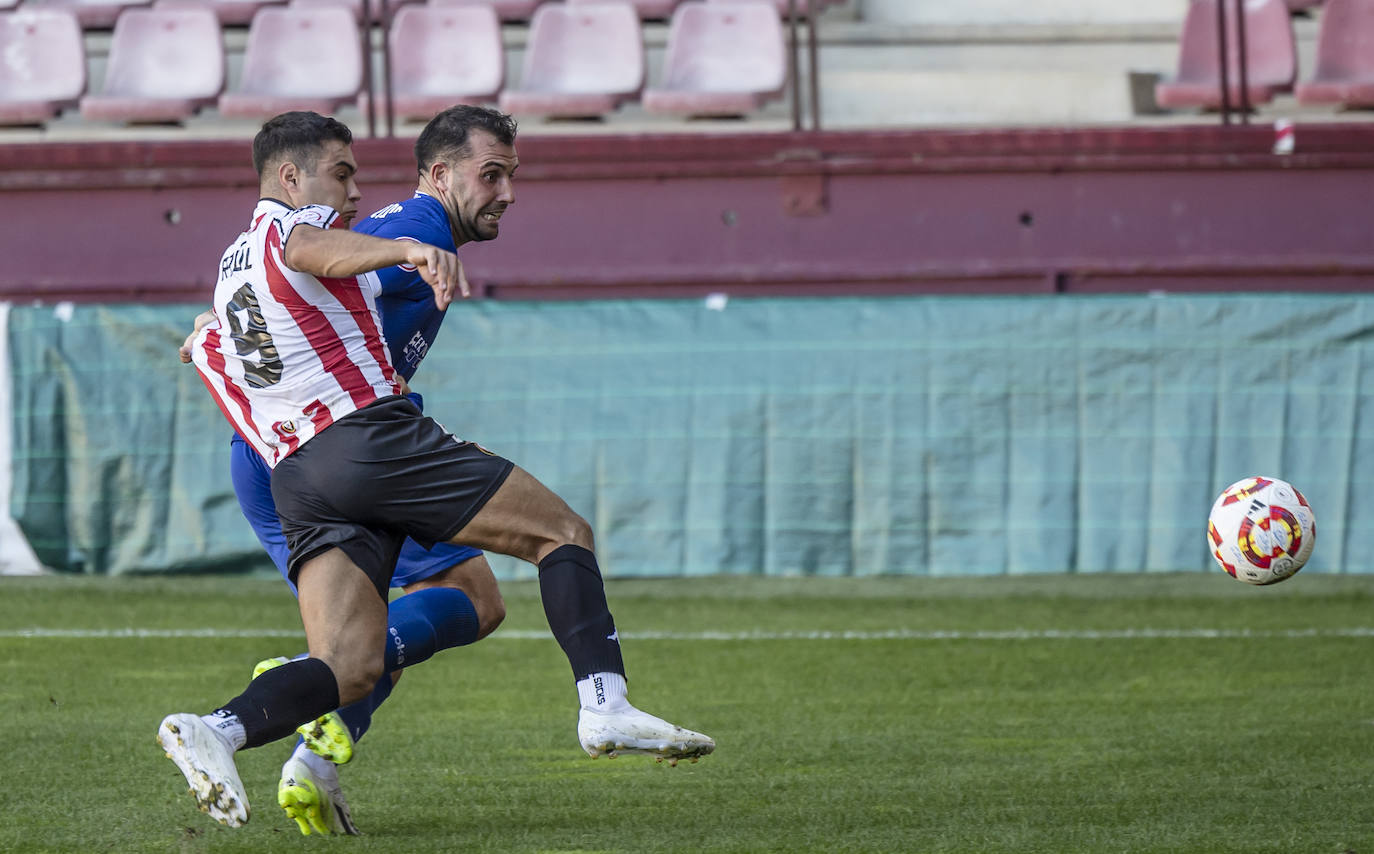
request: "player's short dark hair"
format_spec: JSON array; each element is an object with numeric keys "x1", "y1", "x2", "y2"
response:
[
  {"x1": 414, "y1": 105, "x2": 518, "y2": 174},
  {"x1": 252, "y1": 111, "x2": 354, "y2": 177}
]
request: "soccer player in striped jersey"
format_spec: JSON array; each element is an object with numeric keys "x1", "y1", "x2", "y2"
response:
[{"x1": 162, "y1": 110, "x2": 713, "y2": 832}]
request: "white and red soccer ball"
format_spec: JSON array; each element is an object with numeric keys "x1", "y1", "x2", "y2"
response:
[{"x1": 1207, "y1": 476, "x2": 1315, "y2": 586}]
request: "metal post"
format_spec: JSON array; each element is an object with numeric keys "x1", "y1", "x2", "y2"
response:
[
  {"x1": 1215, "y1": 0, "x2": 1232, "y2": 125},
  {"x1": 788, "y1": 0, "x2": 801, "y2": 132},
  {"x1": 362, "y1": 0, "x2": 376, "y2": 138},
  {"x1": 381, "y1": 0, "x2": 395, "y2": 138},
  {"x1": 1233, "y1": 0, "x2": 1251, "y2": 124},
  {"x1": 805, "y1": 0, "x2": 821, "y2": 131}
]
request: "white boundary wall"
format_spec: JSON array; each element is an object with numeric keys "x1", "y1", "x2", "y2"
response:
[{"x1": 0, "y1": 303, "x2": 45, "y2": 575}]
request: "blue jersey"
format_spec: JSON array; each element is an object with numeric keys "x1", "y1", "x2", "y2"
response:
[
  {"x1": 354, "y1": 193, "x2": 454, "y2": 381},
  {"x1": 230, "y1": 191, "x2": 481, "y2": 588}
]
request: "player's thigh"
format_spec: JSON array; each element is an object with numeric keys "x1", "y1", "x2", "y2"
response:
[
  {"x1": 448, "y1": 465, "x2": 592, "y2": 564},
  {"x1": 401, "y1": 551, "x2": 506, "y2": 639},
  {"x1": 295, "y1": 547, "x2": 388, "y2": 704}
]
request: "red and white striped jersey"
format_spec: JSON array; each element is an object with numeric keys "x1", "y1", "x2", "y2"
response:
[{"x1": 191, "y1": 199, "x2": 400, "y2": 467}]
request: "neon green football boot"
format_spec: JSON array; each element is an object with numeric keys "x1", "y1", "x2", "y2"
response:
[{"x1": 253, "y1": 656, "x2": 355, "y2": 765}]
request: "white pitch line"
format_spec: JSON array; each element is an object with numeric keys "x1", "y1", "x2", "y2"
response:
[{"x1": 5, "y1": 628, "x2": 1374, "y2": 640}]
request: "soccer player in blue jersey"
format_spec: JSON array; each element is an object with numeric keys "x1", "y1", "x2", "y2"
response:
[{"x1": 177, "y1": 106, "x2": 711, "y2": 836}]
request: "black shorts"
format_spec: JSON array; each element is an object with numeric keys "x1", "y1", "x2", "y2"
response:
[{"x1": 270, "y1": 395, "x2": 513, "y2": 598}]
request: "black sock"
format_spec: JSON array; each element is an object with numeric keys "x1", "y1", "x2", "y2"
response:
[
  {"x1": 216, "y1": 657, "x2": 340, "y2": 749},
  {"x1": 538, "y1": 544, "x2": 626, "y2": 681}
]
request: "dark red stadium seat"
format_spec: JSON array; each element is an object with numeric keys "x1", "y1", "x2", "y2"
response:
[
  {"x1": 0, "y1": 8, "x2": 85, "y2": 124},
  {"x1": 428, "y1": 0, "x2": 545, "y2": 22},
  {"x1": 79, "y1": 6, "x2": 223, "y2": 122},
  {"x1": 1296, "y1": 0, "x2": 1374, "y2": 107},
  {"x1": 33, "y1": 0, "x2": 150, "y2": 28},
  {"x1": 1155, "y1": 0, "x2": 1297, "y2": 110},
  {"x1": 217, "y1": 5, "x2": 362, "y2": 117},
  {"x1": 566, "y1": 0, "x2": 678, "y2": 19},
  {"x1": 642, "y1": 0, "x2": 785, "y2": 117},
  {"x1": 498, "y1": 2, "x2": 644, "y2": 118},
  {"x1": 359, "y1": 2, "x2": 502, "y2": 121}
]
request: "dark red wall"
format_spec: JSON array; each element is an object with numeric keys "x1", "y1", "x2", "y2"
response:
[{"x1": 2, "y1": 124, "x2": 1372, "y2": 302}]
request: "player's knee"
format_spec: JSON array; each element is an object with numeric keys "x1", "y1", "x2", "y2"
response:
[
  {"x1": 475, "y1": 590, "x2": 506, "y2": 640},
  {"x1": 331, "y1": 656, "x2": 385, "y2": 706},
  {"x1": 553, "y1": 512, "x2": 594, "y2": 552}
]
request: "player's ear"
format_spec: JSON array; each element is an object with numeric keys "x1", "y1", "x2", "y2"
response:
[
  {"x1": 278, "y1": 159, "x2": 300, "y2": 193},
  {"x1": 428, "y1": 160, "x2": 450, "y2": 192}
]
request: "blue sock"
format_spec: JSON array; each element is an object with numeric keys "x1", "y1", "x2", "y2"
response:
[{"x1": 323, "y1": 587, "x2": 481, "y2": 744}]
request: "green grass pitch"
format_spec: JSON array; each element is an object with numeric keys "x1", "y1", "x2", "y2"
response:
[{"x1": 3, "y1": 572, "x2": 1374, "y2": 853}]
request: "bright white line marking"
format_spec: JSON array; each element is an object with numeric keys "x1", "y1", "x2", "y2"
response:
[{"x1": 5, "y1": 628, "x2": 1374, "y2": 640}]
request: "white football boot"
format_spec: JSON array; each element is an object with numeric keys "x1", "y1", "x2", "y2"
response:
[
  {"x1": 577, "y1": 705, "x2": 715, "y2": 766},
  {"x1": 157, "y1": 713, "x2": 250, "y2": 827},
  {"x1": 278, "y1": 752, "x2": 361, "y2": 836}
]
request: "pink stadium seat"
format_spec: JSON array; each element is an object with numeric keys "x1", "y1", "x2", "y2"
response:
[
  {"x1": 642, "y1": 1, "x2": 785, "y2": 116},
  {"x1": 149, "y1": 0, "x2": 287, "y2": 26},
  {"x1": 1155, "y1": 0, "x2": 1297, "y2": 109},
  {"x1": 1296, "y1": 0, "x2": 1374, "y2": 107},
  {"x1": 0, "y1": 9, "x2": 85, "y2": 124},
  {"x1": 708, "y1": 0, "x2": 840, "y2": 14},
  {"x1": 498, "y1": 2, "x2": 644, "y2": 118},
  {"x1": 359, "y1": 3, "x2": 502, "y2": 120},
  {"x1": 217, "y1": 6, "x2": 362, "y2": 118},
  {"x1": 79, "y1": 7, "x2": 223, "y2": 121},
  {"x1": 289, "y1": 0, "x2": 414, "y2": 22},
  {"x1": 1285, "y1": 0, "x2": 1323, "y2": 11},
  {"x1": 429, "y1": 0, "x2": 544, "y2": 22},
  {"x1": 34, "y1": 0, "x2": 151, "y2": 28},
  {"x1": 566, "y1": 0, "x2": 678, "y2": 19}
]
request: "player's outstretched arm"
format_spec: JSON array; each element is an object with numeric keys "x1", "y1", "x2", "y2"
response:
[{"x1": 283, "y1": 228, "x2": 467, "y2": 306}]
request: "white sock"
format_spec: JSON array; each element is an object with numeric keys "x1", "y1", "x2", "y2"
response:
[
  {"x1": 577, "y1": 672, "x2": 630, "y2": 712},
  {"x1": 291, "y1": 741, "x2": 340, "y2": 787},
  {"x1": 201, "y1": 711, "x2": 246, "y2": 751}
]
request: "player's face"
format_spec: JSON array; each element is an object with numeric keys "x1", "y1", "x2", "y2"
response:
[
  {"x1": 436, "y1": 130, "x2": 517, "y2": 244},
  {"x1": 293, "y1": 140, "x2": 362, "y2": 227}
]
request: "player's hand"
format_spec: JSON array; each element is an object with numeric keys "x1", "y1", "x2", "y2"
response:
[
  {"x1": 406, "y1": 244, "x2": 469, "y2": 309},
  {"x1": 178, "y1": 310, "x2": 217, "y2": 363}
]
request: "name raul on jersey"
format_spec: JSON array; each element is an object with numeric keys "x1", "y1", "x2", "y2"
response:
[{"x1": 220, "y1": 241, "x2": 253, "y2": 279}]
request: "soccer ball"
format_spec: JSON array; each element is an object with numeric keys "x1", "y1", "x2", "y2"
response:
[{"x1": 1207, "y1": 477, "x2": 1315, "y2": 585}]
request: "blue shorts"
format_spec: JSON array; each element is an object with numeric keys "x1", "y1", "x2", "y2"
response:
[{"x1": 230, "y1": 433, "x2": 485, "y2": 593}]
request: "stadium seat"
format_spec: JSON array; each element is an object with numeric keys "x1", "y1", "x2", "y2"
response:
[
  {"x1": 707, "y1": 0, "x2": 840, "y2": 14},
  {"x1": 79, "y1": 6, "x2": 223, "y2": 122},
  {"x1": 642, "y1": 1, "x2": 785, "y2": 116},
  {"x1": 33, "y1": 0, "x2": 151, "y2": 28},
  {"x1": 1296, "y1": 0, "x2": 1374, "y2": 107},
  {"x1": 428, "y1": 0, "x2": 545, "y2": 22},
  {"x1": 1284, "y1": 0, "x2": 1323, "y2": 11},
  {"x1": 566, "y1": 0, "x2": 678, "y2": 19},
  {"x1": 1155, "y1": 0, "x2": 1297, "y2": 109},
  {"x1": 359, "y1": 3, "x2": 502, "y2": 120},
  {"x1": 289, "y1": 0, "x2": 414, "y2": 22},
  {"x1": 0, "y1": 9, "x2": 85, "y2": 124},
  {"x1": 150, "y1": 0, "x2": 287, "y2": 25},
  {"x1": 217, "y1": 6, "x2": 362, "y2": 117},
  {"x1": 498, "y1": 2, "x2": 644, "y2": 118}
]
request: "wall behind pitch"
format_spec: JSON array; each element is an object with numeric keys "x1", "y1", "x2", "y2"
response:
[{"x1": 9, "y1": 294, "x2": 1373, "y2": 578}]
